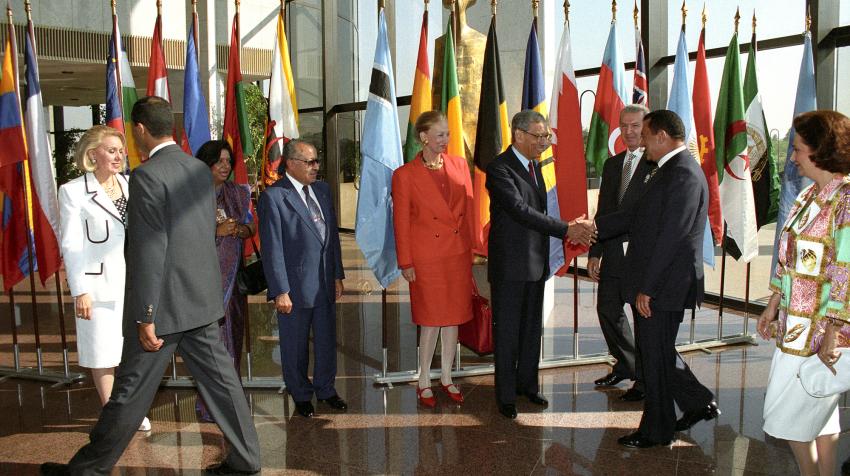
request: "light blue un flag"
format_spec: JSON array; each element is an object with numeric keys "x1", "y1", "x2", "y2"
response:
[
  {"x1": 771, "y1": 32, "x2": 816, "y2": 276},
  {"x1": 667, "y1": 29, "x2": 715, "y2": 267},
  {"x1": 355, "y1": 10, "x2": 403, "y2": 289}
]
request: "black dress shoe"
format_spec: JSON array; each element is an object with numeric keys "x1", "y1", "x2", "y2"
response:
[
  {"x1": 617, "y1": 431, "x2": 671, "y2": 448},
  {"x1": 594, "y1": 372, "x2": 625, "y2": 387},
  {"x1": 498, "y1": 403, "x2": 517, "y2": 419},
  {"x1": 39, "y1": 463, "x2": 70, "y2": 476},
  {"x1": 318, "y1": 395, "x2": 348, "y2": 411},
  {"x1": 841, "y1": 456, "x2": 850, "y2": 476},
  {"x1": 519, "y1": 392, "x2": 549, "y2": 406},
  {"x1": 675, "y1": 401, "x2": 720, "y2": 431},
  {"x1": 294, "y1": 400, "x2": 315, "y2": 418},
  {"x1": 203, "y1": 461, "x2": 261, "y2": 475},
  {"x1": 619, "y1": 387, "x2": 645, "y2": 402}
]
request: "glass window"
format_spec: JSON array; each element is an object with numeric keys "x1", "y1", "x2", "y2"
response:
[
  {"x1": 289, "y1": 2, "x2": 324, "y2": 109},
  {"x1": 838, "y1": 47, "x2": 850, "y2": 117}
]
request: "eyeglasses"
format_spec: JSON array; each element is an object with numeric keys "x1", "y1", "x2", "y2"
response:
[
  {"x1": 519, "y1": 129, "x2": 552, "y2": 142},
  {"x1": 289, "y1": 158, "x2": 321, "y2": 167}
]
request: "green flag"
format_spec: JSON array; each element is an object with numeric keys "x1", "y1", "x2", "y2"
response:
[{"x1": 744, "y1": 31, "x2": 780, "y2": 229}]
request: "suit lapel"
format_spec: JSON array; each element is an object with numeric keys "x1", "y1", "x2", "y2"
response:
[
  {"x1": 85, "y1": 173, "x2": 124, "y2": 224},
  {"x1": 281, "y1": 179, "x2": 323, "y2": 243},
  {"x1": 409, "y1": 156, "x2": 456, "y2": 221},
  {"x1": 504, "y1": 148, "x2": 545, "y2": 202}
]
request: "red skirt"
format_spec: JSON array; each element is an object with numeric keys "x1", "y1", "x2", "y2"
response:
[{"x1": 408, "y1": 251, "x2": 473, "y2": 327}]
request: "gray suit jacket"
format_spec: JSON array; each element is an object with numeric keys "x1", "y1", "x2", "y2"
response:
[{"x1": 123, "y1": 144, "x2": 224, "y2": 335}]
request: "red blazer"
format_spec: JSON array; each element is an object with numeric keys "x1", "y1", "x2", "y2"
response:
[{"x1": 392, "y1": 153, "x2": 474, "y2": 268}]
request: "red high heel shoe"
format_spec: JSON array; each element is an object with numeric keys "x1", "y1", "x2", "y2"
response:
[
  {"x1": 440, "y1": 383, "x2": 464, "y2": 404},
  {"x1": 417, "y1": 386, "x2": 437, "y2": 407}
]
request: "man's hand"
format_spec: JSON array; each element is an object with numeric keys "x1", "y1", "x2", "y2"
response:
[
  {"x1": 402, "y1": 267, "x2": 416, "y2": 282},
  {"x1": 566, "y1": 214, "x2": 597, "y2": 246},
  {"x1": 587, "y1": 257, "x2": 601, "y2": 282},
  {"x1": 275, "y1": 293, "x2": 293, "y2": 315},
  {"x1": 635, "y1": 293, "x2": 652, "y2": 318},
  {"x1": 74, "y1": 294, "x2": 93, "y2": 320},
  {"x1": 137, "y1": 322, "x2": 164, "y2": 352},
  {"x1": 335, "y1": 279, "x2": 344, "y2": 301}
]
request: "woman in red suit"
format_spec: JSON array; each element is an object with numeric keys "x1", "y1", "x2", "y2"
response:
[{"x1": 392, "y1": 110, "x2": 474, "y2": 407}]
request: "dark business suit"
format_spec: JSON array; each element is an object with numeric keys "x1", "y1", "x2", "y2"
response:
[
  {"x1": 486, "y1": 146, "x2": 568, "y2": 405},
  {"x1": 596, "y1": 148, "x2": 714, "y2": 443},
  {"x1": 67, "y1": 144, "x2": 261, "y2": 474},
  {"x1": 259, "y1": 177, "x2": 345, "y2": 403},
  {"x1": 589, "y1": 150, "x2": 654, "y2": 382}
]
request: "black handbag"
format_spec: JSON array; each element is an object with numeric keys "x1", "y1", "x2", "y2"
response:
[{"x1": 236, "y1": 238, "x2": 267, "y2": 295}]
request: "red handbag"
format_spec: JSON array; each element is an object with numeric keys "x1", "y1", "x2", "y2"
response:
[{"x1": 458, "y1": 278, "x2": 493, "y2": 355}]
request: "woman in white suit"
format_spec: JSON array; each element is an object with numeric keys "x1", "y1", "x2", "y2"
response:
[{"x1": 59, "y1": 125, "x2": 149, "y2": 431}]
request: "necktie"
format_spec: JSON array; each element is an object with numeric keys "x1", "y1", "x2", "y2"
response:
[
  {"x1": 528, "y1": 161, "x2": 538, "y2": 186},
  {"x1": 618, "y1": 152, "x2": 636, "y2": 203},
  {"x1": 303, "y1": 185, "x2": 326, "y2": 242}
]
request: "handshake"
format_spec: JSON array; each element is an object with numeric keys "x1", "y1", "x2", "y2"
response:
[{"x1": 566, "y1": 214, "x2": 597, "y2": 247}]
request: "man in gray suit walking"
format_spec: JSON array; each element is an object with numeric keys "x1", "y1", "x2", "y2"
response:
[{"x1": 41, "y1": 96, "x2": 261, "y2": 475}]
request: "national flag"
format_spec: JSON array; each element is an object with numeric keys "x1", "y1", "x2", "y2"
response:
[
  {"x1": 668, "y1": 27, "x2": 715, "y2": 267},
  {"x1": 471, "y1": 13, "x2": 509, "y2": 256},
  {"x1": 24, "y1": 13, "x2": 61, "y2": 284},
  {"x1": 403, "y1": 9, "x2": 431, "y2": 164},
  {"x1": 550, "y1": 18, "x2": 588, "y2": 264},
  {"x1": 714, "y1": 32, "x2": 758, "y2": 262},
  {"x1": 263, "y1": 4, "x2": 299, "y2": 187},
  {"x1": 223, "y1": 8, "x2": 254, "y2": 186},
  {"x1": 693, "y1": 27, "x2": 723, "y2": 245},
  {"x1": 632, "y1": 25, "x2": 648, "y2": 107},
  {"x1": 522, "y1": 18, "x2": 564, "y2": 276},
  {"x1": 146, "y1": 10, "x2": 170, "y2": 101},
  {"x1": 771, "y1": 31, "x2": 816, "y2": 274},
  {"x1": 0, "y1": 23, "x2": 31, "y2": 291},
  {"x1": 440, "y1": 20, "x2": 464, "y2": 159},
  {"x1": 355, "y1": 9, "x2": 403, "y2": 288},
  {"x1": 586, "y1": 21, "x2": 628, "y2": 175},
  {"x1": 183, "y1": 6, "x2": 211, "y2": 155},
  {"x1": 106, "y1": 10, "x2": 142, "y2": 169},
  {"x1": 744, "y1": 29, "x2": 780, "y2": 229}
]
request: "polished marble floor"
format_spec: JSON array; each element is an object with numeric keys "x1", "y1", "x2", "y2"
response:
[{"x1": 0, "y1": 235, "x2": 847, "y2": 475}]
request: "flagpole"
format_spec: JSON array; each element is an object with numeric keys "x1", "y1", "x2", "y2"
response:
[{"x1": 743, "y1": 9, "x2": 758, "y2": 338}]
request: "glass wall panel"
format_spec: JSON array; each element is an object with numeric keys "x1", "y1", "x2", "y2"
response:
[
  {"x1": 838, "y1": 47, "x2": 850, "y2": 117},
  {"x1": 666, "y1": 0, "x2": 806, "y2": 55},
  {"x1": 569, "y1": 2, "x2": 637, "y2": 71},
  {"x1": 290, "y1": 1, "x2": 324, "y2": 109}
]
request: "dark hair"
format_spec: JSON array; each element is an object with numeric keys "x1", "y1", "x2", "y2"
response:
[
  {"x1": 792, "y1": 110, "x2": 850, "y2": 174},
  {"x1": 414, "y1": 110, "x2": 447, "y2": 142},
  {"x1": 278, "y1": 139, "x2": 317, "y2": 174},
  {"x1": 643, "y1": 109, "x2": 686, "y2": 140},
  {"x1": 195, "y1": 140, "x2": 234, "y2": 169},
  {"x1": 130, "y1": 96, "x2": 174, "y2": 138}
]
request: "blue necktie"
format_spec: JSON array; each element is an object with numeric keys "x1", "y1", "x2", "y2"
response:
[{"x1": 303, "y1": 185, "x2": 326, "y2": 242}]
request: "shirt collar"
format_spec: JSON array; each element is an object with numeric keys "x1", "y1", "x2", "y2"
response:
[
  {"x1": 656, "y1": 145, "x2": 686, "y2": 168},
  {"x1": 286, "y1": 172, "x2": 309, "y2": 191},
  {"x1": 147, "y1": 140, "x2": 177, "y2": 158},
  {"x1": 626, "y1": 148, "x2": 644, "y2": 160},
  {"x1": 511, "y1": 145, "x2": 533, "y2": 169}
]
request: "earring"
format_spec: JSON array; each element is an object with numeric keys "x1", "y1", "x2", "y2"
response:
[{"x1": 423, "y1": 140, "x2": 429, "y2": 145}]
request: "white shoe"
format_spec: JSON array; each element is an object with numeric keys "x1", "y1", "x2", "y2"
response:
[{"x1": 138, "y1": 417, "x2": 151, "y2": 432}]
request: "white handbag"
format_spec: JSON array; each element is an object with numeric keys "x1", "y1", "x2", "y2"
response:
[{"x1": 798, "y1": 348, "x2": 850, "y2": 398}]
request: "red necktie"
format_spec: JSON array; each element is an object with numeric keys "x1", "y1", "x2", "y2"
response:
[{"x1": 528, "y1": 162, "x2": 538, "y2": 186}]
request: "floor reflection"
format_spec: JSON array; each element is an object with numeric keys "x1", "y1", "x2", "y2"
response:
[{"x1": 0, "y1": 235, "x2": 847, "y2": 474}]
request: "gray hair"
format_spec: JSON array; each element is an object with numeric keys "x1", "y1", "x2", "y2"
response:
[
  {"x1": 282, "y1": 139, "x2": 316, "y2": 161},
  {"x1": 511, "y1": 110, "x2": 547, "y2": 134},
  {"x1": 621, "y1": 104, "x2": 650, "y2": 119}
]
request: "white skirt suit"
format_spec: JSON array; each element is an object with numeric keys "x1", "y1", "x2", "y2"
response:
[{"x1": 58, "y1": 173, "x2": 128, "y2": 369}]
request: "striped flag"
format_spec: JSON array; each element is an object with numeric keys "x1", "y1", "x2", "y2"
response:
[
  {"x1": 586, "y1": 21, "x2": 628, "y2": 175},
  {"x1": 106, "y1": 9, "x2": 142, "y2": 169},
  {"x1": 146, "y1": 10, "x2": 170, "y2": 101},
  {"x1": 223, "y1": 8, "x2": 254, "y2": 185},
  {"x1": 24, "y1": 12, "x2": 61, "y2": 283},
  {"x1": 182, "y1": 5, "x2": 211, "y2": 155},
  {"x1": 263, "y1": 4, "x2": 299, "y2": 186},
  {"x1": 632, "y1": 24, "x2": 648, "y2": 106},
  {"x1": 403, "y1": 8, "x2": 431, "y2": 164},
  {"x1": 693, "y1": 27, "x2": 723, "y2": 245},
  {"x1": 550, "y1": 18, "x2": 588, "y2": 264},
  {"x1": 0, "y1": 21, "x2": 30, "y2": 291},
  {"x1": 744, "y1": 28, "x2": 780, "y2": 230},
  {"x1": 471, "y1": 13, "x2": 509, "y2": 256},
  {"x1": 355, "y1": 9, "x2": 403, "y2": 288},
  {"x1": 522, "y1": 18, "x2": 564, "y2": 276},
  {"x1": 715, "y1": 32, "x2": 758, "y2": 262},
  {"x1": 668, "y1": 27, "x2": 715, "y2": 267},
  {"x1": 771, "y1": 31, "x2": 816, "y2": 274},
  {"x1": 440, "y1": 20, "x2": 464, "y2": 159}
]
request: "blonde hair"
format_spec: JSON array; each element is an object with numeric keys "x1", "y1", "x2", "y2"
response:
[
  {"x1": 414, "y1": 110, "x2": 447, "y2": 144},
  {"x1": 73, "y1": 125, "x2": 126, "y2": 172}
]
